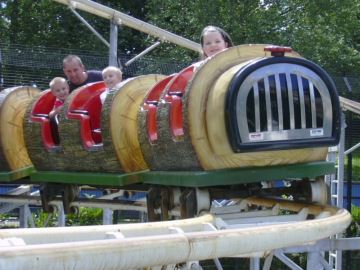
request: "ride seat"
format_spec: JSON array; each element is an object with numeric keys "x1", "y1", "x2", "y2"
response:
[
  {"x1": 67, "y1": 81, "x2": 106, "y2": 150},
  {"x1": 163, "y1": 65, "x2": 195, "y2": 139},
  {"x1": 143, "y1": 75, "x2": 175, "y2": 142},
  {"x1": 30, "y1": 90, "x2": 60, "y2": 150}
]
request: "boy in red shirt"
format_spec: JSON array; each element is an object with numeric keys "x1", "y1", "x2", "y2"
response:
[{"x1": 49, "y1": 77, "x2": 70, "y2": 118}]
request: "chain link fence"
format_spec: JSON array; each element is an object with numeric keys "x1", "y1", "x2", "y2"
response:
[{"x1": 0, "y1": 43, "x2": 189, "y2": 90}]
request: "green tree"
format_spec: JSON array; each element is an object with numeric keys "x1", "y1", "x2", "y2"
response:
[
  {"x1": 266, "y1": 0, "x2": 360, "y2": 74},
  {"x1": 1, "y1": 0, "x2": 360, "y2": 74},
  {"x1": 145, "y1": 0, "x2": 360, "y2": 74},
  {"x1": 0, "y1": 0, "x2": 147, "y2": 54}
]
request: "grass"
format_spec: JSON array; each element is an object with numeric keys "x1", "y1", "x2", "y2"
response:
[
  {"x1": 31, "y1": 207, "x2": 104, "y2": 227},
  {"x1": 345, "y1": 153, "x2": 360, "y2": 181},
  {"x1": 352, "y1": 205, "x2": 360, "y2": 222}
]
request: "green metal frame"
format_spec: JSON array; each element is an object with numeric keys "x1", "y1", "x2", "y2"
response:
[
  {"x1": 142, "y1": 161, "x2": 335, "y2": 187},
  {"x1": 30, "y1": 161, "x2": 335, "y2": 187},
  {"x1": 0, "y1": 166, "x2": 35, "y2": 182},
  {"x1": 31, "y1": 170, "x2": 147, "y2": 186}
]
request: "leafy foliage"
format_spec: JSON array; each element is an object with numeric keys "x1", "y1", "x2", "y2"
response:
[
  {"x1": 32, "y1": 209, "x2": 59, "y2": 227},
  {"x1": 347, "y1": 205, "x2": 360, "y2": 238},
  {"x1": 1, "y1": 0, "x2": 360, "y2": 74},
  {"x1": 145, "y1": 0, "x2": 360, "y2": 74},
  {"x1": 31, "y1": 207, "x2": 103, "y2": 227},
  {"x1": 66, "y1": 207, "x2": 103, "y2": 226},
  {"x1": 0, "y1": 0, "x2": 147, "y2": 54}
]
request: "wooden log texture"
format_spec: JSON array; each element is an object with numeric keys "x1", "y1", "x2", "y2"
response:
[
  {"x1": 58, "y1": 84, "x2": 120, "y2": 173},
  {"x1": 0, "y1": 86, "x2": 40, "y2": 171},
  {"x1": 24, "y1": 91, "x2": 68, "y2": 171},
  {"x1": 138, "y1": 74, "x2": 201, "y2": 171},
  {"x1": 186, "y1": 44, "x2": 328, "y2": 170},
  {"x1": 138, "y1": 44, "x2": 302, "y2": 171},
  {"x1": 111, "y1": 74, "x2": 165, "y2": 172}
]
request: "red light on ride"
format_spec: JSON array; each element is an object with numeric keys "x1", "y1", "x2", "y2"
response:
[{"x1": 264, "y1": 45, "x2": 292, "y2": 57}]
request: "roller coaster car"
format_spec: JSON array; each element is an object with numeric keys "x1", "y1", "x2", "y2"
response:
[
  {"x1": 26, "y1": 45, "x2": 340, "y2": 177},
  {"x1": 20, "y1": 45, "x2": 343, "y2": 215},
  {"x1": 138, "y1": 45, "x2": 341, "y2": 219},
  {"x1": 138, "y1": 45, "x2": 341, "y2": 174}
]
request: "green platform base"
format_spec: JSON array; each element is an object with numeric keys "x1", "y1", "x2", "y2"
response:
[
  {"x1": 0, "y1": 166, "x2": 35, "y2": 182},
  {"x1": 31, "y1": 170, "x2": 147, "y2": 186},
  {"x1": 142, "y1": 161, "x2": 335, "y2": 187},
  {"x1": 30, "y1": 161, "x2": 335, "y2": 188}
]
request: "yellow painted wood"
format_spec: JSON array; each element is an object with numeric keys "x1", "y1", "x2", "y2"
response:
[
  {"x1": 206, "y1": 63, "x2": 249, "y2": 155},
  {"x1": 110, "y1": 74, "x2": 166, "y2": 172},
  {"x1": 0, "y1": 86, "x2": 40, "y2": 171}
]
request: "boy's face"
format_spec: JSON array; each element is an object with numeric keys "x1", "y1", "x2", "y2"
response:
[
  {"x1": 51, "y1": 82, "x2": 70, "y2": 101},
  {"x1": 103, "y1": 70, "x2": 122, "y2": 89}
]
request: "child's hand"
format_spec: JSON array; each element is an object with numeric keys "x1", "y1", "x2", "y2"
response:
[
  {"x1": 54, "y1": 106, "x2": 62, "y2": 114},
  {"x1": 49, "y1": 107, "x2": 62, "y2": 118}
]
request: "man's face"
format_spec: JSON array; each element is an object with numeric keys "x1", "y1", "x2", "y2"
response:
[{"x1": 63, "y1": 60, "x2": 86, "y2": 85}]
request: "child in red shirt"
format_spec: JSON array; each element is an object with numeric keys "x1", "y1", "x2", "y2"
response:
[{"x1": 49, "y1": 77, "x2": 70, "y2": 118}]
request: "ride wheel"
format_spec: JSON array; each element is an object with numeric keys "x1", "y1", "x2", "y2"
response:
[{"x1": 0, "y1": 86, "x2": 40, "y2": 171}]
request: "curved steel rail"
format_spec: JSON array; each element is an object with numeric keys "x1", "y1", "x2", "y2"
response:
[
  {"x1": 53, "y1": 0, "x2": 201, "y2": 52},
  {"x1": 0, "y1": 197, "x2": 351, "y2": 270},
  {"x1": 339, "y1": 96, "x2": 360, "y2": 115}
]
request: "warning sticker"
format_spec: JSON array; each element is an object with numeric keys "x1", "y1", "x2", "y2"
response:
[
  {"x1": 249, "y1": 133, "x2": 264, "y2": 141},
  {"x1": 310, "y1": 128, "x2": 324, "y2": 137}
]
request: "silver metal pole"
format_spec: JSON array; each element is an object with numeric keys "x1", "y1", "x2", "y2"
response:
[
  {"x1": 249, "y1": 257, "x2": 260, "y2": 270},
  {"x1": 103, "y1": 208, "x2": 113, "y2": 225},
  {"x1": 109, "y1": 21, "x2": 118, "y2": 67},
  {"x1": 344, "y1": 142, "x2": 360, "y2": 156},
  {"x1": 69, "y1": 6, "x2": 110, "y2": 48},
  {"x1": 337, "y1": 113, "x2": 345, "y2": 209},
  {"x1": 0, "y1": 49, "x2": 3, "y2": 90},
  {"x1": 19, "y1": 205, "x2": 29, "y2": 228},
  {"x1": 125, "y1": 41, "x2": 161, "y2": 67}
]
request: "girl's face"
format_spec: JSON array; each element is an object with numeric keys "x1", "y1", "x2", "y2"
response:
[
  {"x1": 202, "y1": 31, "x2": 228, "y2": 58},
  {"x1": 51, "y1": 82, "x2": 69, "y2": 101}
]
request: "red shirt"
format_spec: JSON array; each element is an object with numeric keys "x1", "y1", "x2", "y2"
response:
[{"x1": 53, "y1": 98, "x2": 64, "y2": 109}]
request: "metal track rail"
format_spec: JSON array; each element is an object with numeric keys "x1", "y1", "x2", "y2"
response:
[
  {"x1": 339, "y1": 96, "x2": 360, "y2": 114},
  {"x1": 53, "y1": 0, "x2": 201, "y2": 52},
  {"x1": 0, "y1": 197, "x2": 351, "y2": 270}
]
